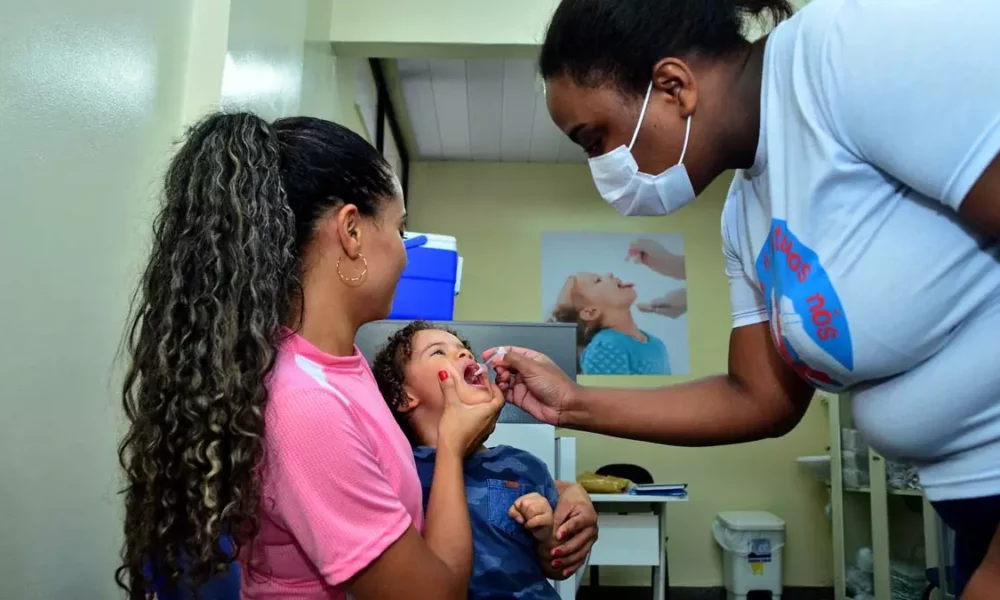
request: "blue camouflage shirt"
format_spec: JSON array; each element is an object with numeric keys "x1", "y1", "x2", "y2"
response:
[{"x1": 412, "y1": 445, "x2": 561, "y2": 600}]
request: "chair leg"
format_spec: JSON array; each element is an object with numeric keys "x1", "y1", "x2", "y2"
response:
[
  {"x1": 664, "y1": 537, "x2": 670, "y2": 600},
  {"x1": 651, "y1": 536, "x2": 671, "y2": 599}
]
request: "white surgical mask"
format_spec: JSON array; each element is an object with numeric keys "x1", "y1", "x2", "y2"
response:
[{"x1": 588, "y1": 82, "x2": 696, "y2": 216}]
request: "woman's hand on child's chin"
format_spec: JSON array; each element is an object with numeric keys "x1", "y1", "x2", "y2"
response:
[{"x1": 435, "y1": 370, "x2": 505, "y2": 456}]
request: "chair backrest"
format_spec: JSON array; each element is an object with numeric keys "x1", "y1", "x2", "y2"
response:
[{"x1": 487, "y1": 423, "x2": 557, "y2": 475}]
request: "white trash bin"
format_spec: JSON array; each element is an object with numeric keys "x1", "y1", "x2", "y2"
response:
[{"x1": 713, "y1": 511, "x2": 785, "y2": 600}]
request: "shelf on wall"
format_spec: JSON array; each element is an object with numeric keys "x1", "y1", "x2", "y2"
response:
[
  {"x1": 826, "y1": 393, "x2": 948, "y2": 600},
  {"x1": 826, "y1": 483, "x2": 925, "y2": 498},
  {"x1": 845, "y1": 486, "x2": 924, "y2": 498}
]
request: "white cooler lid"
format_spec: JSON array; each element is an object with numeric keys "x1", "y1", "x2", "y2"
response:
[{"x1": 717, "y1": 511, "x2": 785, "y2": 531}]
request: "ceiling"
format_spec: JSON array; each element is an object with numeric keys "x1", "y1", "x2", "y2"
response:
[{"x1": 394, "y1": 58, "x2": 587, "y2": 164}]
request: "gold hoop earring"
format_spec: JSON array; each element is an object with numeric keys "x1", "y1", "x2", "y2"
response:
[{"x1": 337, "y1": 254, "x2": 369, "y2": 286}]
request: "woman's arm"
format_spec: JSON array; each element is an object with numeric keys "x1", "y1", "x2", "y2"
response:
[
  {"x1": 350, "y1": 446, "x2": 470, "y2": 599},
  {"x1": 353, "y1": 371, "x2": 505, "y2": 600},
  {"x1": 490, "y1": 321, "x2": 814, "y2": 446},
  {"x1": 563, "y1": 322, "x2": 814, "y2": 445},
  {"x1": 353, "y1": 373, "x2": 505, "y2": 599},
  {"x1": 268, "y1": 388, "x2": 473, "y2": 600},
  {"x1": 270, "y1": 373, "x2": 502, "y2": 600},
  {"x1": 422, "y1": 442, "x2": 473, "y2": 582}
]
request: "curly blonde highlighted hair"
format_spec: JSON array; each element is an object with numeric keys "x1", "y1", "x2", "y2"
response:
[{"x1": 116, "y1": 112, "x2": 396, "y2": 597}]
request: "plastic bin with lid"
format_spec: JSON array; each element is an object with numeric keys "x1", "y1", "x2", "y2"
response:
[{"x1": 713, "y1": 511, "x2": 785, "y2": 600}]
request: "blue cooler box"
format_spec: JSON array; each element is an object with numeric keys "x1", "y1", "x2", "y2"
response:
[{"x1": 389, "y1": 233, "x2": 461, "y2": 320}]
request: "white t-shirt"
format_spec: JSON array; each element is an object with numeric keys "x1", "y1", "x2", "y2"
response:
[{"x1": 722, "y1": 0, "x2": 1000, "y2": 501}]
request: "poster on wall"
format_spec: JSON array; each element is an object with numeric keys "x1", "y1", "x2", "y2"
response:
[{"x1": 541, "y1": 232, "x2": 689, "y2": 376}]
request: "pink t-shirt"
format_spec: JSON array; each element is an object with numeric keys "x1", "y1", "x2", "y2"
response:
[{"x1": 239, "y1": 332, "x2": 424, "y2": 599}]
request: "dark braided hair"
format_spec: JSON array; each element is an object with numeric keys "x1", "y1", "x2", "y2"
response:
[
  {"x1": 371, "y1": 321, "x2": 472, "y2": 445},
  {"x1": 116, "y1": 112, "x2": 397, "y2": 598}
]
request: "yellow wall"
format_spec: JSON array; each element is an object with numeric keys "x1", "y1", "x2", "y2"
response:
[
  {"x1": 0, "y1": 1, "x2": 361, "y2": 596},
  {"x1": 407, "y1": 161, "x2": 833, "y2": 587},
  {"x1": 329, "y1": 0, "x2": 811, "y2": 59}
]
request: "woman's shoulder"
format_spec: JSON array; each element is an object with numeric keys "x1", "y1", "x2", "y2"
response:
[{"x1": 267, "y1": 350, "x2": 379, "y2": 423}]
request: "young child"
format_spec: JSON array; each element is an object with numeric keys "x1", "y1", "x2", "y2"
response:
[
  {"x1": 550, "y1": 272, "x2": 670, "y2": 375},
  {"x1": 371, "y1": 321, "x2": 568, "y2": 599}
]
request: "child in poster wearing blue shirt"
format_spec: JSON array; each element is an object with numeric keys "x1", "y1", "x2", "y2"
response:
[{"x1": 550, "y1": 272, "x2": 670, "y2": 375}]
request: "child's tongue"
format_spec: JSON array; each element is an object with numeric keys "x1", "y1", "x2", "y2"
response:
[{"x1": 462, "y1": 363, "x2": 481, "y2": 386}]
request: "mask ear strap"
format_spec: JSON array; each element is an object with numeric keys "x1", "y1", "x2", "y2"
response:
[
  {"x1": 678, "y1": 114, "x2": 692, "y2": 164},
  {"x1": 628, "y1": 82, "x2": 654, "y2": 150}
]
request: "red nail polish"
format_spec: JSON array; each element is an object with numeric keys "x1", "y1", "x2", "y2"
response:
[
  {"x1": 563, "y1": 569, "x2": 571, "y2": 578},
  {"x1": 551, "y1": 548, "x2": 561, "y2": 558},
  {"x1": 552, "y1": 560, "x2": 563, "y2": 568},
  {"x1": 438, "y1": 370, "x2": 448, "y2": 381}
]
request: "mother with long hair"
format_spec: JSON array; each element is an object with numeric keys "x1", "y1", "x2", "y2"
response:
[{"x1": 115, "y1": 114, "x2": 595, "y2": 600}]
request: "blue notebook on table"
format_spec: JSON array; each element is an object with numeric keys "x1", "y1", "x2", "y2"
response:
[{"x1": 628, "y1": 483, "x2": 688, "y2": 497}]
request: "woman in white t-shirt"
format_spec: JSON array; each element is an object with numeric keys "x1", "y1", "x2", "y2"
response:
[{"x1": 490, "y1": 0, "x2": 1000, "y2": 597}]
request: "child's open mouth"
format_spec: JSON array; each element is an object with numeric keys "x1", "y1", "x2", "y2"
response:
[
  {"x1": 461, "y1": 362, "x2": 487, "y2": 389},
  {"x1": 612, "y1": 275, "x2": 634, "y2": 289}
]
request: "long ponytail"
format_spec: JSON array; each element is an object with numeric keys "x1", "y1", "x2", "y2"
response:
[
  {"x1": 116, "y1": 113, "x2": 298, "y2": 597},
  {"x1": 117, "y1": 110, "x2": 397, "y2": 597}
]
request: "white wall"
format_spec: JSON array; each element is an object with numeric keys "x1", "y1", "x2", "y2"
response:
[
  {"x1": 0, "y1": 1, "x2": 194, "y2": 598},
  {"x1": 221, "y1": 0, "x2": 369, "y2": 136},
  {"x1": 0, "y1": 1, "x2": 366, "y2": 597}
]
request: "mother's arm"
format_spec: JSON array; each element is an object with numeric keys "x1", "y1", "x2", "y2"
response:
[{"x1": 267, "y1": 389, "x2": 474, "y2": 600}]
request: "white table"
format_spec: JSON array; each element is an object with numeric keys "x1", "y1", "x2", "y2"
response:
[{"x1": 587, "y1": 493, "x2": 688, "y2": 600}]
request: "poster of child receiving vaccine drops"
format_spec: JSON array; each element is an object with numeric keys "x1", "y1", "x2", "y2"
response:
[{"x1": 541, "y1": 232, "x2": 689, "y2": 376}]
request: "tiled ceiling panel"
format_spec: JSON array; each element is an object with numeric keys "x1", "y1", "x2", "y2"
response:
[{"x1": 396, "y1": 58, "x2": 586, "y2": 163}]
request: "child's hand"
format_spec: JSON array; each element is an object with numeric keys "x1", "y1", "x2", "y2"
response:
[{"x1": 509, "y1": 492, "x2": 554, "y2": 541}]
